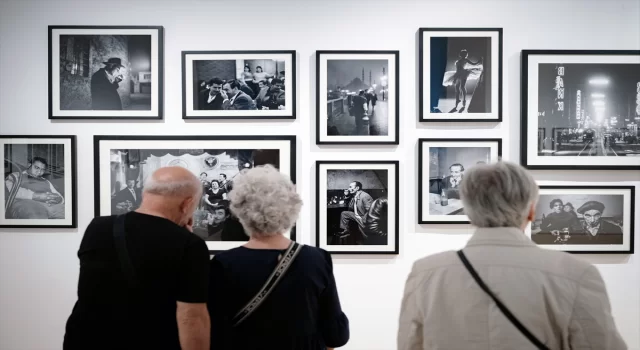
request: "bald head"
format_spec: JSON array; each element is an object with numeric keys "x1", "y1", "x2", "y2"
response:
[
  {"x1": 143, "y1": 166, "x2": 201, "y2": 198},
  {"x1": 137, "y1": 167, "x2": 202, "y2": 228}
]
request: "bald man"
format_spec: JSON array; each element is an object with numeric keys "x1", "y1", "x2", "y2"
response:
[{"x1": 64, "y1": 167, "x2": 210, "y2": 350}]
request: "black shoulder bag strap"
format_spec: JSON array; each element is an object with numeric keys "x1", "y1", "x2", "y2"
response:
[
  {"x1": 232, "y1": 241, "x2": 303, "y2": 327},
  {"x1": 457, "y1": 250, "x2": 550, "y2": 350},
  {"x1": 113, "y1": 214, "x2": 141, "y2": 293}
]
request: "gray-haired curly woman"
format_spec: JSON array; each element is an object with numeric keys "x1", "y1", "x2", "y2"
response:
[{"x1": 207, "y1": 165, "x2": 349, "y2": 350}]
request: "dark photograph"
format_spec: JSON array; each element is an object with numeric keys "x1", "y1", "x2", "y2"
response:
[
  {"x1": 108, "y1": 148, "x2": 281, "y2": 242},
  {"x1": 194, "y1": 59, "x2": 285, "y2": 111},
  {"x1": 325, "y1": 59, "x2": 389, "y2": 136},
  {"x1": 58, "y1": 34, "x2": 152, "y2": 111},
  {"x1": 49, "y1": 26, "x2": 163, "y2": 119},
  {"x1": 532, "y1": 194, "x2": 624, "y2": 245},
  {"x1": 325, "y1": 169, "x2": 389, "y2": 246},
  {"x1": 427, "y1": 147, "x2": 490, "y2": 216},
  {"x1": 536, "y1": 63, "x2": 640, "y2": 157},
  {"x1": 429, "y1": 36, "x2": 491, "y2": 114},
  {"x1": 4, "y1": 144, "x2": 66, "y2": 220}
]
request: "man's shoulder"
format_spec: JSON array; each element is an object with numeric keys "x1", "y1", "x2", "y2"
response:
[{"x1": 602, "y1": 221, "x2": 623, "y2": 233}]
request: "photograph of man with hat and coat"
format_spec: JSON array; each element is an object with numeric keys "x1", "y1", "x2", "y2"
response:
[
  {"x1": 576, "y1": 200, "x2": 623, "y2": 237},
  {"x1": 90, "y1": 57, "x2": 125, "y2": 110}
]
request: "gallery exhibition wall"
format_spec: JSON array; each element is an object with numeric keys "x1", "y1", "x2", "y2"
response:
[{"x1": 1, "y1": 0, "x2": 640, "y2": 349}]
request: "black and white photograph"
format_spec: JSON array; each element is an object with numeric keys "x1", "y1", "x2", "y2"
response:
[
  {"x1": 418, "y1": 138, "x2": 501, "y2": 224},
  {"x1": 316, "y1": 161, "x2": 398, "y2": 254},
  {"x1": 1, "y1": 135, "x2": 76, "y2": 228},
  {"x1": 529, "y1": 185, "x2": 635, "y2": 254},
  {"x1": 49, "y1": 25, "x2": 163, "y2": 119},
  {"x1": 182, "y1": 51, "x2": 295, "y2": 119},
  {"x1": 94, "y1": 135, "x2": 295, "y2": 252},
  {"x1": 521, "y1": 50, "x2": 640, "y2": 169},
  {"x1": 316, "y1": 51, "x2": 399, "y2": 144},
  {"x1": 419, "y1": 28, "x2": 502, "y2": 122}
]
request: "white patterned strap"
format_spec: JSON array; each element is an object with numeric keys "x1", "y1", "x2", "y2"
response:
[{"x1": 231, "y1": 242, "x2": 303, "y2": 327}]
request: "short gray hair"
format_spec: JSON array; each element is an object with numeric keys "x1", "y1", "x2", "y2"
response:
[
  {"x1": 143, "y1": 167, "x2": 202, "y2": 198},
  {"x1": 459, "y1": 161, "x2": 538, "y2": 228},
  {"x1": 228, "y1": 165, "x2": 302, "y2": 238}
]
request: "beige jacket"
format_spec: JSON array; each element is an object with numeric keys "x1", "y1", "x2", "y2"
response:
[{"x1": 398, "y1": 227, "x2": 626, "y2": 350}]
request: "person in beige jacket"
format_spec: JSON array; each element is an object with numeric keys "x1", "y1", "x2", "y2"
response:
[{"x1": 398, "y1": 161, "x2": 627, "y2": 350}]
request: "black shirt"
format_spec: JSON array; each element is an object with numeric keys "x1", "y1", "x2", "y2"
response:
[
  {"x1": 63, "y1": 212, "x2": 210, "y2": 350},
  {"x1": 208, "y1": 245, "x2": 350, "y2": 350}
]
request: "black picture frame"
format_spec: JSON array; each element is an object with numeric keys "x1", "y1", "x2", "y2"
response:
[
  {"x1": 520, "y1": 49, "x2": 640, "y2": 170},
  {"x1": 1, "y1": 135, "x2": 77, "y2": 228},
  {"x1": 418, "y1": 27, "x2": 503, "y2": 122},
  {"x1": 531, "y1": 185, "x2": 635, "y2": 254},
  {"x1": 181, "y1": 50, "x2": 296, "y2": 120},
  {"x1": 315, "y1": 50, "x2": 400, "y2": 145},
  {"x1": 315, "y1": 160, "x2": 399, "y2": 254},
  {"x1": 48, "y1": 25, "x2": 164, "y2": 120},
  {"x1": 93, "y1": 135, "x2": 296, "y2": 253},
  {"x1": 418, "y1": 138, "x2": 502, "y2": 224}
]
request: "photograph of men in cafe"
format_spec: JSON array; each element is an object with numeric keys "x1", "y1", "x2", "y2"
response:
[
  {"x1": 109, "y1": 147, "x2": 280, "y2": 241},
  {"x1": 326, "y1": 169, "x2": 388, "y2": 246},
  {"x1": 4, "y1": 143, "x2": 66, "y2": 220},
  {"x1": 194, "y1": 59, "x2": 286, "y2": 111},
  {"x1": 428, "y1": 146, "x2": 490, "y2": 215},
  {"x1": 531, "y1": 194, "x2": 624, "y2": 245}
]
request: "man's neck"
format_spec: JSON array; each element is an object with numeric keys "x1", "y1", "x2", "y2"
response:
[{"x1": 135, "y1": 206, "x2": 179, "y2": 225}]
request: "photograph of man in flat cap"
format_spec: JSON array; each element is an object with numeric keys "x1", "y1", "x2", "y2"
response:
[{"x1": 576, "y1": 200, "x2": 623, "y2": 236}]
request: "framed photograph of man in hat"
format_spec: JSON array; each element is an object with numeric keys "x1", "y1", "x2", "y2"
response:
[
  {"x1": 49, "y1": 25, "x2": 164, "y2": 119},
  {"x1": 528, "y1": 185, "x2": 635, "y2": 254},
  {"x1": 93, "y1": 135, "x2": 296, "y2": 253},
  {"x1": 1, "y1": 135, "x2": 77, "y2": 228}
]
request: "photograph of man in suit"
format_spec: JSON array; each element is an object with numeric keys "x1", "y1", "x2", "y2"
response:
[
  {"x1": 111, "y1": 179, "x2": 142, "y2": 214},
  {"x1": 577, "y1": 200, "x2": 623, "y2": 236},
  {"x1": 336, "y1": 181, "x2": 374, "y2": 242},
  {"x1": 221, "y1": 80, "x2": 257, "y2": 110},
  {"x1": 261, "y1": 78, "x2": 286, "y2": 110},
  {"x1": 90, "y1": 57, "x2": 125, "y2": 110},
  {"x1": 441, "y1": 163, "x2": 464, "y2": 199},
  {"x1": 4, "y1": 156, "x2": 65, "y2": 219},
  {"x1": 351, "y1": 90, "x2": 369, "y2": 128},
  {"x1": 198, "y1": 78, "x2": 225, "y2": 110},
  {"x1": 194, "y1": 202, "x2": 247, "y2": 242}
]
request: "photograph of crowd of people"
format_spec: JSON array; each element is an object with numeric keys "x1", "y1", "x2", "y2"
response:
[
  {"x1": 317, "y1": 51, "x2": 398, "y2": 144},
  {"x1": 183, "y1": 51, "x2": 294, "y2": 119},
  {"x1": 531, "y1": 194, "x2": 625, "y2": 246},
  {"x1": 419, "y1": 139, "x2": 501, "y2": 223},
  {"x1": 421, "y1": 28, "x2": 501, "y2": 121},
  {"x1": 107, "y1": 147, "x2": 281, "y2": 243},
  {"x1": 49, "y1": 26, "x2": 162, "y2": 119},
  {"x1": 2, "y1": 136, "x2": 75, "y2": 228}
]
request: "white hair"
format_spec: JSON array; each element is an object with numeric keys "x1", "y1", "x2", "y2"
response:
[
  {"x1": 228, "y1": 164, "x2": 302, "y2": 238},
  {"x1": 143, "y1": 169, "x2": 201, "y2": 198},
  {"x1": 459, "y1": 161, "x2": 539, "y2": 228}
]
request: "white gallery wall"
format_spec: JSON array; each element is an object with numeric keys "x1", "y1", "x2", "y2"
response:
[{"x1": 1, "y1": 0, "x2": 639, "y2": 349}]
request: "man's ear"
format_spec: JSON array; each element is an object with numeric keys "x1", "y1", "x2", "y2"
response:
[{"x1": 527, "y1": 202, "x2": 536, "y2": 222}]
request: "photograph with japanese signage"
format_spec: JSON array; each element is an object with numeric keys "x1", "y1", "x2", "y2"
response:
[{"x1": 521, "y1": 50, "x2": 640, "y2": 170}]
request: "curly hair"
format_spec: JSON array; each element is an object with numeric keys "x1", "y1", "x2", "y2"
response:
[{"x1": 228, "y1": 165, "x2": 302, "y2": 237}]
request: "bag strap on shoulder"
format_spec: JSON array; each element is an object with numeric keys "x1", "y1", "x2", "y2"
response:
[
  {"x1": 232, "y1": 241, "x2": 303, "y2": 327},
  {"x1": 457, "y1": 250, "x2": 550, "y2": 350}
]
